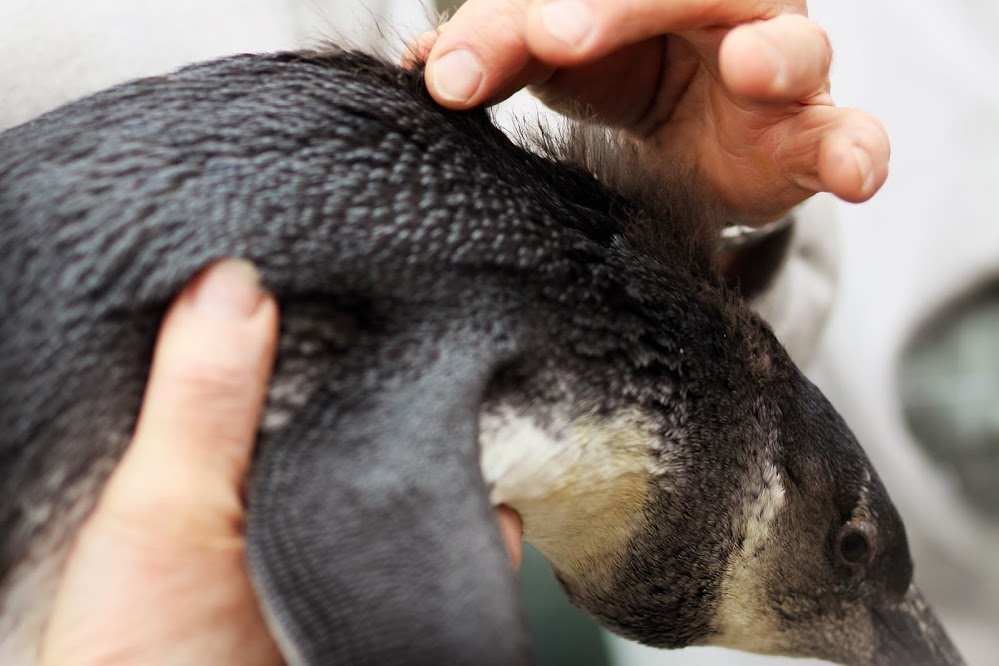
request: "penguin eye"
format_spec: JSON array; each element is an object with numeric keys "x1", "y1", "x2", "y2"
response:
[{"x1": 835, "y1": 522, "x2": 877, "y2": 567}]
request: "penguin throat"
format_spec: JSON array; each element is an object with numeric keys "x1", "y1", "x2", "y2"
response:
[{"x1": 477, "y1": 404, "x2": 657, "y2": 591}]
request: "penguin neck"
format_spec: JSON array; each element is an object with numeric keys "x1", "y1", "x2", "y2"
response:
[{"x1": 477, "y1": 403, "x2": 658, "y2": 592}]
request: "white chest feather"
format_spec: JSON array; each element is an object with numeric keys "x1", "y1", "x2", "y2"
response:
[{"x1": 477, "y1": 405, "x2": 660, "y2": 590}]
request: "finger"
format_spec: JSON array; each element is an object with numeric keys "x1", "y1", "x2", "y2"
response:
[
  {"x1": 496, "y1": 505, "x2": 524, "y2": 570},
  {"x1": 719, "y1": 15, "x2": 832, "y2": 104},
  {"x1": 778, "y1": 106, "x2": 891, "y2": 203},
  {"x1": 426, "y1": 0, "x2": 555, "y2": 108},
  {"x1": 97, "y1": 260, "x2": 279, "y2": 545},
  {"x1": 528, "y1": 37, "x2": 665, "y2": 127},
  {"x1": 401, "y1": 30, "x2": 437, "y2": 70},
  {"x1": 523, "y1": 0, "x2": 795, "y2": 66}
]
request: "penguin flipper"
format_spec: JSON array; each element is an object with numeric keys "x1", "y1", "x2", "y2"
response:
[{"x1": 245, "y1": 331, "x2": 529, "y2": 666}]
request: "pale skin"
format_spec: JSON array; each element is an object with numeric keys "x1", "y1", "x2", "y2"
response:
[
  {"x1": 415, "y1": 0, "x2": 890, "y2": 221},
  {"x1": 43, "y1": 1, "x2": 888, "y2": 662}
]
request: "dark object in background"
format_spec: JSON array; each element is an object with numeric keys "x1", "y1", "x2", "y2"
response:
[
  {"x1": 900, "y1": 279, "x2": 999, "y2": 516},
  {"x1": 0, "y1": 50, "x2": 965, "y2": 665}
]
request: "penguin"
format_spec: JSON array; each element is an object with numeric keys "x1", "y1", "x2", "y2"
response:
[{"x1": 0, "y1": 49, "x2": 965, "y2": 665}]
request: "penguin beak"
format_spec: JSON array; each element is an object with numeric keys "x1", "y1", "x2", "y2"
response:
[{"x1": 870, "y1": 584, "x2": 965, "y2": 665}]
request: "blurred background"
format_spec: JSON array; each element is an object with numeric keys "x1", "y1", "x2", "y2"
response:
[{"x1": 2, "y1": 1, "x2": 996, "y2": 664}]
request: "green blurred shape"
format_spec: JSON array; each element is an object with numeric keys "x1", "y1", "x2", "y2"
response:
[
  {"x1": 900, "y1": 280, "x2": 999, "y2": 517},
  {"x1": 519, "y1": 544, "x2": 611, "y2": 666}
]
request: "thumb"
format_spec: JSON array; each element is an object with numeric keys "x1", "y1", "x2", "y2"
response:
[{"x1": 96, "y1": 259, "x2": 279, "y2": 545}]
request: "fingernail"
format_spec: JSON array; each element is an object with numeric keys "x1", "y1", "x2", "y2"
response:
[
  {"x1": 539, "y1": 0, "x2": 594, "y2": 48},
  {"x1": 430, "y1": 49, "x2": 483, "y2": 104},
  {"x1": 852, "y1": 146, "x2": 875, "y2": 193},
  {"x1": 192, "y1": 259, "x2": 262, "y2": 319}
]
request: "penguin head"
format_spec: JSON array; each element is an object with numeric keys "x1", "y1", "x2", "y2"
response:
[
  {"x1": 536, "y1": 368, "x2": 965, "y2": 665},
  {"x1": 703, "y1": 377, "x2": 963, "y2": 665}
]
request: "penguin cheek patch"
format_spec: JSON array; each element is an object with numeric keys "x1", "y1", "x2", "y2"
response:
[{"x1": 834, "y1": 521, "x2": 878, "y2": 569}]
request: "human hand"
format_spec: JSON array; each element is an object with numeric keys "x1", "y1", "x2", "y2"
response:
[
  {"x1": 39, "y1": 260, "x2": 283, "y2": 666},
  {"x1": 39, "y1": 259, "x2": 523, "y2": 666},
  {"x1": 416, "y1": 0, "x2": 890, "y2": 222}
]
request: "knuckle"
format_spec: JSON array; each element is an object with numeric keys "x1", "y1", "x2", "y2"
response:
[
  {"x1": 92, "y1": 483, "x2": 244, "y2": 550},
  {"x1": 158, "y1": 351, "x2": 258, "y2": 419}
]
